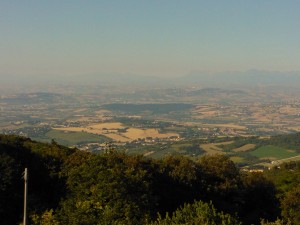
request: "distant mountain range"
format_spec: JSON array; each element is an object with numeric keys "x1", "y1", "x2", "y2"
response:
[
  {"x1": 69, "y1": 70, "x2": 300, "y2": 88},
  {"x1": 2, "y1": 70, "x2": 300, "y2": 88},
  {"x1": 180, "y1": 70, "x2": 300, "y2": 87}
]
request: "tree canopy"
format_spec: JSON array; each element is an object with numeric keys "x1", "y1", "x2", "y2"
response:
[{"x1": 0, "y1": 134, "x2": 299, "y2": 225}]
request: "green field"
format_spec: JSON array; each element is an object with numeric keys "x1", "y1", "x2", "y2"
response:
[
  {"x1": 44, "y1": 129, "x2": 111, "y2": 146},
  {"x1": 230, "y1": 156, "x2": 245, "y2": 163},
  {"x1": 170, "y1": 143, "x2": 192, "y2": 151},
  {"x1": 250, "y1": 145, "x2": 298, "y2": 160},
  {"x1": 233, "y1": 144, "x2": 256, "y2": 152}
]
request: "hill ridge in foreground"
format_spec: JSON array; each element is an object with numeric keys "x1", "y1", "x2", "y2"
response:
[{"x1": 1, "y1": 134, "x2": 299, "y2": 225}]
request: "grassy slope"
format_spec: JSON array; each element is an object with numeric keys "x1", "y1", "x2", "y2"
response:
[
  {"x1": 43, "y1": 129, "x2": 111, "y2": 146},
  {"x1": 250, "y1": 145, "x2": 298, "y2": 160}
]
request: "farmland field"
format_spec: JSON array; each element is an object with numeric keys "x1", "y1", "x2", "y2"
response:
[
  {"x1": 200, "y1": 141, "x2": 233, "y2": 155},
  {"x1": 201, "y1": 123, "x2": 246, "y2": 130},
  {"x1": 124, "y1": 128, "x2": 178, "y2": 140},
  {"x1": 103, "y1": 133, "x2": 131, "y2": 142},
  {"x1": 171, "y1": 143, "x2": 193, "y2": 151},
  {"x1": 45, "y1": 129, "x2": 111, "y2": 146},
  {"x1": 90, "y1": 122, "x2": 124, "y2": 129},
  {"x1": 275, "y1": 155, "x2": 300, "y2": 164},
  {"x1": 230, "y1": 156, "x2": 245, "y2": 163},
  {"x1": 233, "y1": 144, "x2": 256, "y2": 152},
  {"x1": 54, "y1": 122, "x2": 178, "y2": 142},
  {"x1": 103, "y1": 103, "x2": 194, "y2": 114},
  {"x1": 250, "y1": 145, "x2": 298, "y2": 159}
]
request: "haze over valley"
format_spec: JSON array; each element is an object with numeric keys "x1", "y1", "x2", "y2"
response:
[
  {"x1": 2, "y1": 1, "x2": 300, "y2": 224},
  {"x1": 2, "y1": 78, "x2": 300, "y2": 169}
]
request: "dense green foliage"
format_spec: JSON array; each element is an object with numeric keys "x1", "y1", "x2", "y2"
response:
[
  {"x1": 1, "y1": 134, "x2": 300, "y2": 224},
  {"x1": 265, "y1": 161, "x2": 300, "y2": 225},
  {"x1": 151, "y1": 201, "x2": 241, "y2": 225},
  {"x1": 267, "y1": 133, "x2": 300, "y2": 152},
  {"x1": 0, "y1": 135, "x2": 75, "y2": 225}
]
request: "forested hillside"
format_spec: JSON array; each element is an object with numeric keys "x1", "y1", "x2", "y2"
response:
[{"x1": 1, "y1": 134, "x2": 300, "y2": 225}]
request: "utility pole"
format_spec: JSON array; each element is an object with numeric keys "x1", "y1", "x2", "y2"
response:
[{"x1": 23, "y1": 168, "x2": 28, "y2": 225}]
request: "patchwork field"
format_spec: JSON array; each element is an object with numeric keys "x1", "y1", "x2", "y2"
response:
[
  {"x1": 44, "y1": 129, "x2": 111, "y2": 146},
  {"x1": 255, "y1": 154, "x2": 300, "y2": 169},
  {"x1": 90, "y1": 122, "x2": 124, "y2": 129},
  {"x1": 200, "y1": 141, "x2": 233, "y2": 155},
  {"x1": 103, "y1": 133, "x2": 130, "y2": 142},
  {"x1": 54, "y1": 122, "x2": 178, "y2": 142},
  {"x1": 124, "y1": 128, "x2": 177, "y2": 140},
  {"x1": 274, "y1": 155, "x2": 300, "y2": 164},
  {"x1": 201, "y1": 123, "x2": 247, "y2": 130},
  {"x1": 288, "y1": 126, "x2": 300, "y2": 132},
  {"x1": 233, "y1": 144, "x2": 256, "y2": 152}
]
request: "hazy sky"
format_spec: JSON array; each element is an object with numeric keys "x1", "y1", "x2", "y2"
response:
[{"x1": 1, "y1": 1, "x2": 300, "y2": 78}]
